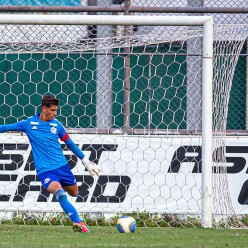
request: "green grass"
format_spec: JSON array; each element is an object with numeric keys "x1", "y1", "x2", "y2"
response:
[{"x1": 0, "y1": 225, "x2": 247, "y2": 248}]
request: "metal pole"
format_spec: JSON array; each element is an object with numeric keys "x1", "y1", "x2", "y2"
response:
[
  {"x1": 95, "y1": 0, "x2": 113, "y2": 129},
  {"x1": 123, "y1": 0, "x2": 131, "y2": 133},
  {"x1": 148, "y1": 56, "x2": 152, "y2": 134},
  {"x1": 201, "y1": 17, "x2": 213, "y2": 228},
  {"x1": 187, "y1": 0, "x2": 204, "y2": 131},
  {"x1": 246, "y1": 39, "x2": 248, "y2": 130},
  {"x1": 87, "y1": 0, "x2": 97, "y2": 39},
  {"x1": 0, "y1": 14, "x2": 211, "y2": 26},
  {"x1": 0, "y1": 6, "x2": 248, "y2": 13}
]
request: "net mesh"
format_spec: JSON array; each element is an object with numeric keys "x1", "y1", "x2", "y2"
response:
[
  {"x1": 0, "y1": 22, "x2": 247, "y2": 228},
  {"x1": 212, "y1": 25, "x2": 248, "y2": 227}
]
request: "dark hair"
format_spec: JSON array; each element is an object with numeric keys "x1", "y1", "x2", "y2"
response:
[{"x1": 42, "y1": 96, "x2": 59, "y2": 108}]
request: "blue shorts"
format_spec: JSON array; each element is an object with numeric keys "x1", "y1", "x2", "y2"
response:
[{"x1": 38, "y1": 164, "x2": 77, "y2": 189}]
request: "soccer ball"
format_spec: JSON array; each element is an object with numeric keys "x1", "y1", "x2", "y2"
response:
[{"x1": 116, "y1": 216, "x2": 137, "y2": 233}]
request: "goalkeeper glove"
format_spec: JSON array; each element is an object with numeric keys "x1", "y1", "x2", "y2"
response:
[{"x1": 82, "y1": 157, "x2": 100, "y2": 176}]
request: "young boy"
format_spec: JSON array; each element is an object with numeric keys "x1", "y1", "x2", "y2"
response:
[{"x1": 0, "y1": 95, "x2": 100, "y2": 232}]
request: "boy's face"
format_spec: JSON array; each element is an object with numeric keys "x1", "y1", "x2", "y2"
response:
[{"x1": 42, "y1": 105, "x2": 58, "y2": 121}]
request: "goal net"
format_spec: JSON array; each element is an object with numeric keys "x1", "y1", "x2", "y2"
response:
[{"x1": 0, "y1": 15, "x2": 247, "y2": 228}]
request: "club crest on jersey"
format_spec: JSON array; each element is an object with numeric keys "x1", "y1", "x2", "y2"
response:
[{"x1": 50, "y1": 126, "x2": 57, "y2": 134}]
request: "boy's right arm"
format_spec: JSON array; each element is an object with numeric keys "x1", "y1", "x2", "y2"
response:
[{"x1": 0, "y1": 121, "x2": 27, "y2": 133}]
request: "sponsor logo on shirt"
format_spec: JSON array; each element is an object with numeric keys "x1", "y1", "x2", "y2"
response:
[
  {"x1": 30, "y1": 121, "x2": 39, "y2": 125},
  {"x1": 44, "y1": 178, "x2": 51, "y2": 184},
  {"x1": 50, "y1": 123, "x2": 57, "y2": 126},
  {"x1": 50, "y1": 126, "x2": 57, "y2": 134}
]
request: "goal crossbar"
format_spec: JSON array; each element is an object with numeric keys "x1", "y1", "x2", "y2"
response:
[{"x1": 0, "y1": 14, "x2": 212, "y2": 26}]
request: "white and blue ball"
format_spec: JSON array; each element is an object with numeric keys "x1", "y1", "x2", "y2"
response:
[{"x1": 116, "y1": 216, "x2": 137, "y2": 233}]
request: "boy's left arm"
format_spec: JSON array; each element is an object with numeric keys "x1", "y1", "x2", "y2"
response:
[{"x1": 61, "y1": 132, "x2": 100, "y2": 176}]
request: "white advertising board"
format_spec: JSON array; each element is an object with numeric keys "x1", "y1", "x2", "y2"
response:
[{"x1": 0, "y1": 134, "x2": 247, "y2": 215}]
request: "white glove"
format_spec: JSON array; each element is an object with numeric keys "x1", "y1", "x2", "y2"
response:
[{"x1": 82, "y1": 157, "x2": 100, "y2": 176}]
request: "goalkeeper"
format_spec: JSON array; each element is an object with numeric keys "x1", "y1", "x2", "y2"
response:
[{"x1": 0, "y1": 95, "x2": 100, "y2": 233}]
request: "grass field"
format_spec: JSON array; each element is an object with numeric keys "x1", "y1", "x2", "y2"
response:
[{"x1": 0, "y1": 225, "x2": 247, "y2": 248}]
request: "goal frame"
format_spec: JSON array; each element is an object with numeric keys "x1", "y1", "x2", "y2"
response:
[{"x1": 0, "y1": 14, "x2": 213, "y2": 228}]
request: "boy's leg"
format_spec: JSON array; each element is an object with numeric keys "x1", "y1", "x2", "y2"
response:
[
  {"x1": 39, "y1": 165, "x2": 90, "y2": 233},
  {"x1": 46, "y1": 181, "x2": 90, "y2": 233},
  {"x1": 55, "y1": 188, "x2": 82, "y2": 223}
]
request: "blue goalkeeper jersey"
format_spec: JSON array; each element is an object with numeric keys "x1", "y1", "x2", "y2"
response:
[{"x1": 0, "y1": 114, "x2": 68, "y2": 175}]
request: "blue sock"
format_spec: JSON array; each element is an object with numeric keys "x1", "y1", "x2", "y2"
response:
[{"x1": 56, "y1": 190, "x2": 82, "y2": 223}]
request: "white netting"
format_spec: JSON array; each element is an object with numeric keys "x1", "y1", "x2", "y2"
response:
[
  {"x1": 0, "y1": 21, "x2": 247, "y2": 228},
  {"x1": 212, "y1": 25, "x2": 248, "y2": 227},
  {"x1": 0, "y1": 25, "x2": 202, "y2": 53}
]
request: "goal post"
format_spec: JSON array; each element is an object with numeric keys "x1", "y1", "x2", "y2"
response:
[
  {"x1": 201, "y1": 18, "x2": 213, "y2": 228},
  {"x1": 0, "y1": 14, "x2": 246, "y2": 228}
]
